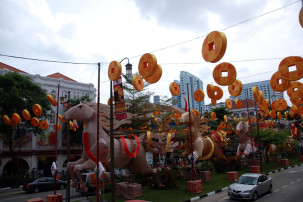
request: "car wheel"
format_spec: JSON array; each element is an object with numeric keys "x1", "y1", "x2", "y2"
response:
[
  {"x1": 34, "y1": 187, "x2": 39, "y2": 193},
  {"x1": 268, "y1": 185, "x2": 273, "y2": 193},
  {"x1": 252, "y1": 191, "x2": 258, "y2": 201},
  {"x1": 59, "y1": 184, "x2": 65, "y2": 190}
]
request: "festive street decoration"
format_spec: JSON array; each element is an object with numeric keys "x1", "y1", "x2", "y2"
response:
[
  {"x1": 47, "y1": 94, "x2": 57, "y2": 106},
  {"x1": 213, "y1": 62, "x2": 237, "y2": 86},
  {"x1": 278, "y1": 56, "x2": 303, "y2": 81},
  {"x1": 169, "y1": 82, "x2": 181, "y2": 96},
  {"x1": 202, "y1": 31, "x2": 227, "y2": 63},
  {"x1": 32, "y1": 104, "x2": 43, "y2": 116},
  {"x1": 108, "y1": 61, "x2": 122, "y2": 81},
  {"x1": 228, "y1": 79, "x2": 243, "y2": 97},
  {"x1": 138, "y1": 53, "x2": 157, "y2": 78}
]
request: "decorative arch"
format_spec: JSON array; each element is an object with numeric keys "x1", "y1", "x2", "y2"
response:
[{"x1": 2, "y1": 158, "x2": 29, "y2": 176}]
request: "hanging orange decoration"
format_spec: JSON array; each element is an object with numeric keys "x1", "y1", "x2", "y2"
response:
[
  {"x1": 138, "y1": 53, "x2": 157, "y2": 78},
  {"x1": 249, "y1": 116, "x2": 255, "y2": 123},
  {"x1": 224, "y1": 115, "x2": 228, "y2": 122},
  {"x1": 211, "y1": 112, "x2": 216, "y2": 120},
  {"x1": 225, "y1": 98, "x2": 232, "y2": 109},
  {"x1": 258, "y1": 99, "x2": 269, "y2": 111},
  {"x1": 284, "y1": 112, "x2": 288, "y2": 119},
  {"x1": 144, "y1": 64, "x2": 162, "y2": 84},
  {"x1": 278, "y1": 56, "x2": 303, "y2": 81},
  {"x1": 270, "y1": 71, "x2": 290, "y2": 92},
  {"x1": 58, "y1": 114, "x2": 66, "y2": 123},
  {"x1": 258, "y1": 91, "x2": 263, "y2": 104},
  {"x1": 22, "y1": 109, "x2": 31, "y2": 121},
  {"x1": 263, "y1": 109, "x2": 269, "y2": 117},
  {"x1": 107, "y1": 97, "x2": 115, "y2": 105},
  {"x1": 290, "y1": 96, "x2": 303, "y2": 106},
  {"x1": 235, "y1": 99, "x2": 242, "y2": 109},
  {"x1": 30, "y1": 117, "x2": 39, "y2": 127},
  {"x1": 228, "y1": 79, "x2": 243, "y2": 97},
  {"x1": 213, "y1": 86, "x2": 223, "y2": 100},
  {"x1": 202, "y1": 31, "x2": 227, "y2": 63},
  {"x1": 269, "y1": 111, "x2": 276, "y2": 119},
  {"x1": 206, "y1": 84, "x2": 215, "y2": 99},
  {"x1": 10, "y1": 118, "x2": 18, "y2": 127},
  {"x1": 12, "y1": 113, "x2": 21, "y2": 124},
  {"x1": 2, "y1": 115, "x2": 11, "y2": 125},
  {"x1": 47, "y1": 94, "x2": 57, "y2": 106},
  {"x1": 132, "y1": 74, "x2": 144, "y2": 91},
  {"x1": 194, "y1": 89, "x2": 205, "y2": 102},
  {"x1": 287, "y1": 81, "x2": 303, "y2": 99},
  {"x1": 53, "y1": 123, "x2": 62, "y2": 131},
  {"x1": 290, "y1": 105, "x2": 298, "y2": 116},
  {"x1": 32, "y1": 104, "x2": 42, "y2": 116},
  {"x1": 169, "y1": 82, "x2": 180, "y2": 96},
  {"x1": 211, "y1": 99, "x2": 216, "y2": 106},
  {"x1": 39, "y1": 120, "x2": 49, "y2": 130},
  {"x1": 271, "y1": 99, "x2": 287, "y2": 111},
  {"x1": 213, "y1": 62, "x2": 237, "y2": 86},
  {"x1": 108, "y1": 61, "x2": 122, "y2": 81},
  {"x1": 252, "y1": 86, "x2": 259, "y2": 103}
]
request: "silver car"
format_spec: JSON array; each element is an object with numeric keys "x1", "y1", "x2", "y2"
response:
[{"x1": 228, "y1": 173, "x2": 272, "y2": 200}]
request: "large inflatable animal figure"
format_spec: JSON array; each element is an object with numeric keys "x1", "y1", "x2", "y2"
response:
[
  {"x1": 236, "y1": 120, "x2": 257, "y2": 158},
  {"x1": 63, "y1": 102, "x2": 174, "y2": 190},
  {"x1": 181, "y1": 111, "x2": 228, "y2": 161}
]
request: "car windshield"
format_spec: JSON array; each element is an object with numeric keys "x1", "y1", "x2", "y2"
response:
[{"x1": 237, "y1": 176, "x2": 257, "y2": 185}]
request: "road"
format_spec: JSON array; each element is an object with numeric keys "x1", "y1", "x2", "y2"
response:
[
  {"x1": 196, "y1": 165, "x2": 303, "y2": 202},
  {"x1": 0, "y1": 186, "x2": 92, "y2": 202}
]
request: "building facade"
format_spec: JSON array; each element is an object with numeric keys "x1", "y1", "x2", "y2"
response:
[
  {"x1": 230, "y1": 80, "x2": 283, "y2": 103},
  {"x1": 153, "y1": 95, "x2": 160, "y2": 105},
  {"x1": 0, "y1": 62, "x2": 96, "y2": 176},
  {"x1": 173, "y1": 71, "x2": 206, "y2": 113}
]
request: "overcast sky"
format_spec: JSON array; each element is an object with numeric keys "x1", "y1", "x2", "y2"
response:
[{"x1": 0, "y1": 0, "x2": 302, "y2": 105}]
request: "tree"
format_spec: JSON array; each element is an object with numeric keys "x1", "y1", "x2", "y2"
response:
[
  {"x1": 209, "y1": 106, "x2": 232, "y2": 130},
  {"x1": 0, "y1": 72, "x2": 51, "y2": 174}
]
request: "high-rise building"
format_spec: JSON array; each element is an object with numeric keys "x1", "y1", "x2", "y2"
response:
[
  {"x1": 230, "y1": 80, "x2": 283, "y2": 103},
  {"x1": 173, "y1": 71, "x2": 206, "y2": 113},
  {"x1": 153, "y1": 95, "x2": 160, "y2": 105}
]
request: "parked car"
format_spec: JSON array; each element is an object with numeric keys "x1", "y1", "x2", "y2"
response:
[
  {"x1": 23, "y1": 177, "x2": 67, "y2": 193},
  {"x1": 228, "y1": 173, "x2": 272, "y2": 200}
]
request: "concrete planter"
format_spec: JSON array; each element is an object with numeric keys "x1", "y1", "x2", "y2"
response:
[{"x1": 116, "y1": 182, "x2": 142, "y2": 199}]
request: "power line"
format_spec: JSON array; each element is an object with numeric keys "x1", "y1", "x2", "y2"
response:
[
  {"x1": 129, "y1": 0, "x2": 300, "y2": 59},
  {"x1": 0, "y1": 53, "x2": 98, "y2": 65}
]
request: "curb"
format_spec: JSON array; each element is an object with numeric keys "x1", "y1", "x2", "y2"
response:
[{"x1": 183, "y1": 163, "x2": 303, "y2": 202}]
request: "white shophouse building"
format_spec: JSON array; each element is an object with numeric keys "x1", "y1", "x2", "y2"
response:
[{"x1": 0, "y1": 62, "x2": 96, "y2": 176}]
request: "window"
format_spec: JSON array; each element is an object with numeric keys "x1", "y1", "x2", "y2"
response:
[
  {"x1": 49, "y1": 110, "x2": 55, "y2": 124},
  {"x1": 51, "y1": 90, "x2": 57, "y2": 100}
]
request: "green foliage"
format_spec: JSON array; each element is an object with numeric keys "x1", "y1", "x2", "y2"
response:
[
  {"x1": 196, "y1": 160, "x2": 214, "y2": 171},
  {"x1": 251, "y1": 128, "x2": 289, "y2": 145}
]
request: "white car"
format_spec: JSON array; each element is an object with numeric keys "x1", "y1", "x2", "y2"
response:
[{"x1": 228, "y1": 173, "x2": 272, "y2": 200}]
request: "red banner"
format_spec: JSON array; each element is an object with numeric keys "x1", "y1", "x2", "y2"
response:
[{"x1": 113, "y1": 77, "x2": 127, "y2": 120}]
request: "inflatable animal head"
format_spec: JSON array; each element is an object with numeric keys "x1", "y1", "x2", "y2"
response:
[
  {"x1": 63, "y1": 102, "x2": 96, "y2": 121},
  {"x1": 236, "y1": 120, "x2": 249, "y2": 134}
]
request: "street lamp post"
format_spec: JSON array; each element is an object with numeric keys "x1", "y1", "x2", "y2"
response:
[{"x1": 60, "y1": 91, "x2": 71, "y2": 202}]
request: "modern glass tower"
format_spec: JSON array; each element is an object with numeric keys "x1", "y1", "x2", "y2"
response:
[
  {"x1": 173, "y1": 71, "x2": 206, "y2": 113},
  {"x1": 230, "y1": 80, "x2": 283, "y2": 103}
]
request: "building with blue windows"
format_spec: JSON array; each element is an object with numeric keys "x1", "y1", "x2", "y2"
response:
[
  {"x1": 153, "y1": 95, "x2": 160, "y2": 105},
  {"x1": 230, "y1": 80, "x2": 283, "y2": 103},
  {"x1": 173, "y1": 71, "x2": 206, "y2": 113}
]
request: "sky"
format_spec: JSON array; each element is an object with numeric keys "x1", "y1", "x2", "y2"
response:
[{"x1": 0, "y1": 0, "x2": 302, "y2": 106}]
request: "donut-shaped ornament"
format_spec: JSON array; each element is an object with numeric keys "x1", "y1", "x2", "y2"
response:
[
  {"x1": 12, "y1": 113, "x2": 21, "y2": 124},
  {"x1": 213, "y1": 62, "x2": 237, "y2": 86},
  {"x1": 278, "y1": 56, "x2": 303, "y2": 81},
  {"x1": 271, "y1": 99, "x2": 287, "y2": 111},
  {"x1": 2, "y1": 115, "x2": 11, "y2": 125},
  {"x1": 258, "y1": 99, "x2": 269, "y2": 111},
  {"x1": 263, "y1": 109, "x2": 269, "y2": 117},
  {"x1": 58, "y1": 114, "x2": 66, "y2": 123},
  {"x1": 249, "y1": 116, "x2": 255, "y2": 123},
  {"x1": 235, "y1": 99, "x2": 242, "y2": 109},
  {"x1": 107, "y1": 97, "x2": 114, "y2": 105},
  {"x1": 300, "y1": 7, "x2": 303, "y2": 28},
  {"x1": 284, "y1": 112, "x2": 288, "y2": 119},
  {"x1": 211, "y1": 99, "x2": 217, "y2": 106},
  {"x1": 144, "y1": 64, "x2": 162, "y2": 84},
  {"x1": 10, "y1": 118, "x2": 18, "y2": 127},
  {"x1": 53, "y1": 123, "x2": 62, "y2": 131},
  {"x1": 132, "y1": 74, "x2": 144, "y2": 91},
  {"x1": 258, "y1": 91, "x2": 263, "y2": 104},
  {"x1": 224, "y1": 115, "x2": 228, "y2": 122},
  {"x1": 290, "y1": 96, "x2": 303, "y2": 106},
  {"x1": 108, "y1": 61, "x2": 122, "y2": 81},
  {"x1": 194, "y1": 89, "x2": 205, "y2": 102},
  {"x1": 225, "y1": 98, "x2": 232, "y2": 109},
  {"x1": 30, "y1": 117, "x2": 39, "y2": 127},
  {"x1": 47, "y1": 94, "x2": 57, "y2": 106},
  {"x1": 270, "y1": 71, "x2": 290, "y2": 92},
  {"x1": 138, "y1": 53, "x2": 157, "y2": 78},
  {"x1": 287, "y1": 81, "x2": 303, "y2": 99},
  {"x1": 39, "y1": 120, "x2": 49, "y2": 130},
  {"x1": 207, "y1": 84, "x2": 215, "y2": 99},
  {"x1": 269, "y1": 111, "x2": 276, "y2": 119},
  {"x1": 228, "y1": 79, "x2": 243, "y2": 97},
  {"x1": 290, "y1": 105, "x2": 298, "y2": 115},
  {"x1": 22, "y1": 109, "x2": 31, "y2": 121},
  {"x1": 252, "y1": 86, "x2": 259, "y2": 103},
  {"x1": 213, "y1": 86, "x2": 223, "y2": 100},
  {"x1": 32, "y1": 104, "x2": 42, "y2": 116},
  {"x1": 277, "y1": 112, "x2": 282, "y2": 120},
  {"x1": 202, "y1": 31, "x2": 227, "y2": 63},
  {"x1": 211, "y1": 112, "x2": 216, "y2": 120},
  {"x1": 169, "y1": 82, "x2": 180, "y2": 96}
]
